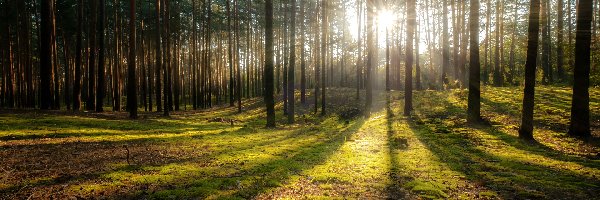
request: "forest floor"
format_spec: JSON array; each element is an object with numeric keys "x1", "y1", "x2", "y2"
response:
[{"x1": 1, "y1": 86, "x2": 600, "y2": 199}]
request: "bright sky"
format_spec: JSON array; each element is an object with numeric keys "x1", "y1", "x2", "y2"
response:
[{"x1": 345, "y1": 5, "x2": 428, "y2": 54}]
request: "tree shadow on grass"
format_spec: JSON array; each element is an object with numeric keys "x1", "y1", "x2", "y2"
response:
[
  {"x1": 384, "y1": 94, "x2": 412, "y2": 199},
  {"x1": 0, "y1": 115, "x2": 366, "y2": 199},
  {"x1": 101, "y1": 118, "x2": 367, "y2": 199},
  {"x1": 406, "y1": 113, "x2": 600, "y2": 199}
]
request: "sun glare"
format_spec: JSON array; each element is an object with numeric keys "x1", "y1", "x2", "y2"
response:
[{"x1": 377, "y1": 10, "x2": 396, "y2": 29}]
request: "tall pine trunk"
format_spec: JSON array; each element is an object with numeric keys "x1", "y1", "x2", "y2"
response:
[
  {"x1": 518, "y1": 0, "x2": 541, "y2": 140},
  {"x1": 264, "y1": 0, "x2": 275, "y2": 127},
  {"x1": 405, "y1": 0, "x2": 415, "y2": 115},
  {"x1": 568, "y1": 0, "x2": 592, "y2": 137},
  {"x1": 40, "y1": 0, "x2": 53, "y2": 110},
  {"x1": 365, "y1": 0, "x2": 373, "y2": 110},
  {"x1": 287, "y1": 0, "x2": 296, "y2": 123},
  {"x1": 74, "y1": 0, "x2": 83, "y2": 111},
  {"x1": 128, "y1": 0, "x2": 137, "y2": 118},
  {"x1": 96, "y1": 0, "x2": 106, "y2": 112},
  {"x1": 557, "y1": 0, "x2": 565, "y2": 81},
  {"x1": 320, "y1": 0, "x2": 327, "y2": 116},
  {"x1": 468, "y1": 0, "x2": 481, "y2": 123}
]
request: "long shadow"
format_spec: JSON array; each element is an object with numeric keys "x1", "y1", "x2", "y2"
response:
[
  {"x1": 1, "y1": 115, "x2": 366, "y2": 199},
  {"x1": 100, "y1": 118, "x2": 368, "y2": 199},
  {"x1": 385, "y1": 94, "x2": 412, "y2": 199},
  {"x1": 435, "y1": 92, "x2": 600, "y2": 164},
  {"x1": 407, "y1": 113, "x2": 600, "y2": 199}
]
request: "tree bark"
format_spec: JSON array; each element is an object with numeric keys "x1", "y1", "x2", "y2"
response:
[
  {"x1": 321, "y1": 0, "x2": 327, "y2": 116},
  {"x1": 568, "y1": 0, "x2": 592, "y2": 137},
  {"x1": 264, "y1": 0, "x2": 275, "y2": 127},
  {"x1": 405, "y1": 0, "x2": 415, "y2": 115},
  {"x1": 557, "y1": 0, "x2": 565, "y2": 81},
  {"x1": 40, "y1": 0, "x2": 53, "y2": 110},
  {"x1": 518, "y1": 0, "x2": 541, "y2": 140},
  {"x1": 74, "y1": 0, "x2": 83, "y2": 111},
  {"x1": 468, "y1": 0, "x2": 481, "y2": 123},
  {"x1": 288, "y1": 0, "x2": 296, "y2": 123},
  {"x1": 96, "y1": 0, "x2": 106, "y2": 112},
  {"x1": 128, "y1": 0, "x2": 137, "y2": 118},
  {"x1": 365, "y1": 0, "x2": 373, "y2": 110}
]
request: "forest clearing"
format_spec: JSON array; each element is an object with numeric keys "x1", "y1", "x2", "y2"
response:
[
  {"x1": 2, "y1": 0, "x2": 600, "y2": 199},
  {"x1": 1, "y1": 87, "x2": 599, "y2": 199}
]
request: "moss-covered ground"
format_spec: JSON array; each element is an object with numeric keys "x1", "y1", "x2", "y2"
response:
[{"x1": 0, "y1": 86, "x2": 599, "y2": 199}]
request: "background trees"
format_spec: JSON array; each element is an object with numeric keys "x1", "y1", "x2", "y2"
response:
[{"x1": 0, "y1": 0, "x2": 595, "y2": 138}]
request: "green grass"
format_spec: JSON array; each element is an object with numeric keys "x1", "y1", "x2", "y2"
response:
[{"x1": 0, "y1": 86, "x2": 598, "y2": 199}]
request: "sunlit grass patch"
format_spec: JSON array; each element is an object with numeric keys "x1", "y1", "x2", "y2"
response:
[{"x1": 0, "y1": 86, "x2": 598, "y2": 199}]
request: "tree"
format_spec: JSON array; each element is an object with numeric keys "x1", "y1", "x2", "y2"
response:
[
  {"x1": 128, "y1": 0, "x2": 137, "y2": 118},
  {"x1": 557, "y1": 0, "x2": 565, "y2": 81},
  {"x1": 493, "y1": 0, "x2": 503, "y2": 87},
  {"x1": 518, "y1": 0, "x2": 541, "y2": 140},
  {"x1": 385, "y1": 27, "x2": 390, "y2": 92},
  {"x1": 264, "y1": 0, "x2": 275, "y2": 128},
  {"x1": 288, "y1": 0, "x2": 296, "y2": 123},
  {"x1": 300, "y1": 0, "x2": 306, "y2": 105},
  {"x1": 73, "y1": 0, "x2": 83, "y2": 111},
  {"x1": 356, "y1": 0, "x2": 362, "y2": 99},
  {"x1": 155, "y1": 0, "x2": 162, "y2": 112},
  {"x1": 87, "y1": 0, "x2": 98, "y2": 111},
  {"x1": 235, "y1": 0, "x2": 242, "y2": 113},
  {"x1": 441, "y1": 0, "x2": 449, "y2": 87},
  {"x1": 40, "y1": 0, "x2": 54, "y2": 110},
  {"x1": 321, "y1": 0, "x2": 327, "y2": 116},
  {"x1": 163, "y1": 0, "x2": 171, "y2": 115},
  {"x1": 468, "y1": 0, "x2": 481, "y2": 123},
  {"x1": 226, "y1": 0, "x2": 234, "y2": 107},
  {"x1": 405, "y1": 0, "x2": 415, "y2": 116},
  {"x1": 568, "y1": 0, "x2": 593, "y2": 137},
  {"x1": 365, "y1": 0, "x2": 373, "y2": 110},
  {"x1": 96, "y1": 0, "x2": 106, "y2": 112},
  {"x1": 541, "y1": 0, "x2": 551, "y2": 84}
]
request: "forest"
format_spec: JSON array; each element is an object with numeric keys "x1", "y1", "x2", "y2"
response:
[{"x1": 0, "y1": 0, "x2": 599, "y2": 199}]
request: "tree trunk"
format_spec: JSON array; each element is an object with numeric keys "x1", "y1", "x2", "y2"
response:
[
  {"x1": 288, "y1": 0, "x2": 296, "y2": 123},
  {"x1": 40, "y1": 0, "x2": 53, "y2": 110},
  {"x1": 264, "y1": 0, "x2": 275, "y2": 127},
  {"x1": 468, "y1": 0, "x2": 481, "y2": 123},
  {"x1": 493, "y1": 0, "x2": 502, "y2": 86},
  {"x1": 356, "y1": 0, "x2": 362, "y2": 99},
  {"x1": 235, "y1": 0, "x2": 242, "y2": 112},
  {"x1": 96, "y1": 0, "x2": 106, "y2": 112},
  {"x1": 128, "y1": 0, "x2": 137, "y2": 118},
  {"x1": 87, "y1": 0, "x2": 97, "y2": 111},
  {"x1": 508, "y1": 0, "x2": 517, "y2": 84},
  {"x1": 300, "y1": 0, "x2": 307, "y2": 105},
  {"x1": 74, "y1": 0, "x2": 83, "y2": 111},
  {"x1": 518, "y1": 0, "x2": 541, "y2": 140},
  {"x1": 441, "y1": 0, "x2": 449, "y2": 87},
  {"x1": 155, "y1": 0, "x2": 162, "y2": 112},
  {"x1": 321, "y1": 0, "x2": 327, "y2": 116},
  {"x1": 386, "y1": 27, "x2": 390, "y2": 92},
  {"x1": 365, "y1": 0, "x2": 373, "y2": 110},
  {"x1": 557, "y1": 0, "x2": 565, "y2": 81},
  {"x1": 541, "y1": 0, "x2": 551, "y2": 84},
  {"x1": 405, "y1": 0, "x2": 415, "y2": 115},
  {"x1": 568, "y1": 0, "x2": 592, "y2": 137},
  {"x1": 226, "y1": 0, "x2": 234, "y2": 107}
]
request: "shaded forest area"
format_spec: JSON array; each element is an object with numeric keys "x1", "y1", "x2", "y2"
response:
[{"x1": 1, "y1": 0, "x2": 599, "y2": 199}]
